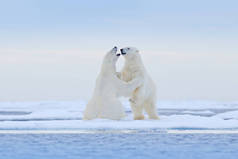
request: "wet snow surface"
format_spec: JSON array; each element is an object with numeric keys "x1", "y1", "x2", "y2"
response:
[{"x1": 0, "y1": 100, "x2": 238, "y2": 130}]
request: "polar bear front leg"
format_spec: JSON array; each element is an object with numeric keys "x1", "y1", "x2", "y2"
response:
[{"x1": 114, "y1": 77, "x2": 143, "y2": 97}]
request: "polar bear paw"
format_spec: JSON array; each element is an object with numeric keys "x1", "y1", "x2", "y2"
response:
[
  {"x1": 134, "y1": 115, "x2": 145, "y2": 120},
  {"x1": 149, "y1": 116, "x2": 160, "y2": 120}
]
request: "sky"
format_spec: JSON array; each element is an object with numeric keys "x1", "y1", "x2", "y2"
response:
[{"x1": 0, "y1": 0, "x2": 238, "y2": 101}]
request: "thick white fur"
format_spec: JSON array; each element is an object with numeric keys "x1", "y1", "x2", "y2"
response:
[
  {"x1": 120, "y1": 47, "x2": 159, "y2": 120},
  {"x1": 83, "y1": 47, "x2": 142, "y2": 120}
]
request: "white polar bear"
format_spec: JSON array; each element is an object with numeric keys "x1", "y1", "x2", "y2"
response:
[
  {"x1": 119, "y1": 47, "x2": 159, "y2": 120},
  {"x1": 83, "y1": 47, "x2": 142, "y2": 120}
]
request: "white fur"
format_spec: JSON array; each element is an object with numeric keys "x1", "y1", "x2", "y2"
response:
[
  {"x1": 83, "y1": 47, "x2": 142, "y2": 120},
  {"x1": 120, "y1": 47, "x2": 159, "y2": 120}
]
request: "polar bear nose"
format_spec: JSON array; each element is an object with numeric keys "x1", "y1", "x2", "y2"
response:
[
  {"x1": 116, "y1": 54, "x2": 120, "y2": 56},
  {"x1": 120, "y1": 49, "x2": 126, "y2": 55},
  {"x1": 112, "y1": 46, "x2": 117, "y2": 52}
]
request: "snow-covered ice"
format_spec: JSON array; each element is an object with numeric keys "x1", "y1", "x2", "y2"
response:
[{"x1": 0, "y1": 100, "x2": 238, "y2": 130}]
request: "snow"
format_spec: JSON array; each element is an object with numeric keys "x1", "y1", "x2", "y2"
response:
[
  {"x1": 215, "y1": 111, "x2": 238, "y2": 120},
  {"x1": 181, "y1": 110, "x2": 214, "y2": 115},
  {"x1": 157, "y1": 100, "x2": 238, "y2": 109},
  {"x1": 0, "y1": 100, "x2": 238, "y2": 130}
]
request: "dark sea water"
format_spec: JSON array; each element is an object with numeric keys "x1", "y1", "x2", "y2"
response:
[{"x1": 0, "y1": 131, "x2": 238, "y2": 159}]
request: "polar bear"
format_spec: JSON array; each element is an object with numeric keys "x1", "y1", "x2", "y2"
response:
[
  {"x1": 120, "y1": 47, "x2": 159, "y2": 120},
  {"x1": 83, "y1": 47, "x2": 142, "y2": 120}
]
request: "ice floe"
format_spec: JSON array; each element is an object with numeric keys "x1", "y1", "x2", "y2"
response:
[{"x1": 0, "y1": 100, "x2": 238, "y2": 130}]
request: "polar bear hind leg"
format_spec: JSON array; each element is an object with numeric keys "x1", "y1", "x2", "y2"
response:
[
  {"x1": 83, "y1": 99, "x2": 99, "y2": 120},
  {"x1": 98, "y1": 98, "x2": 126, "y2": 120},
  {"x1": 143, "y1": 100, "x2": 159, "y2": 119},
  {"x1": 129, "y1": 88, "x2": 146, "y2": 120},
  {"x1": 130, "y1": 102, "x2": 144, "y2": 120}
]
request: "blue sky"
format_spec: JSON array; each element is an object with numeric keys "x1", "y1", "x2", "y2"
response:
[
  {"x1": 0, "y1": 0, "x2": 238, "y2": 101},
  {"x1": 1, "y1": 0, "x2": 237, "y2": 51}
]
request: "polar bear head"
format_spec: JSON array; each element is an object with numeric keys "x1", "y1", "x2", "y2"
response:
[
  {"x1": 104, "y1": 46, "x2": 121, "y2": 64},
  {"x1": 120, "y1": 47, "x2": 140, "y2": 60}
]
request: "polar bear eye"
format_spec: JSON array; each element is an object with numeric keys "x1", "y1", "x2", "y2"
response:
[{"x1": 127, "y1": 48, "x2": 130, "y2": 50}]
